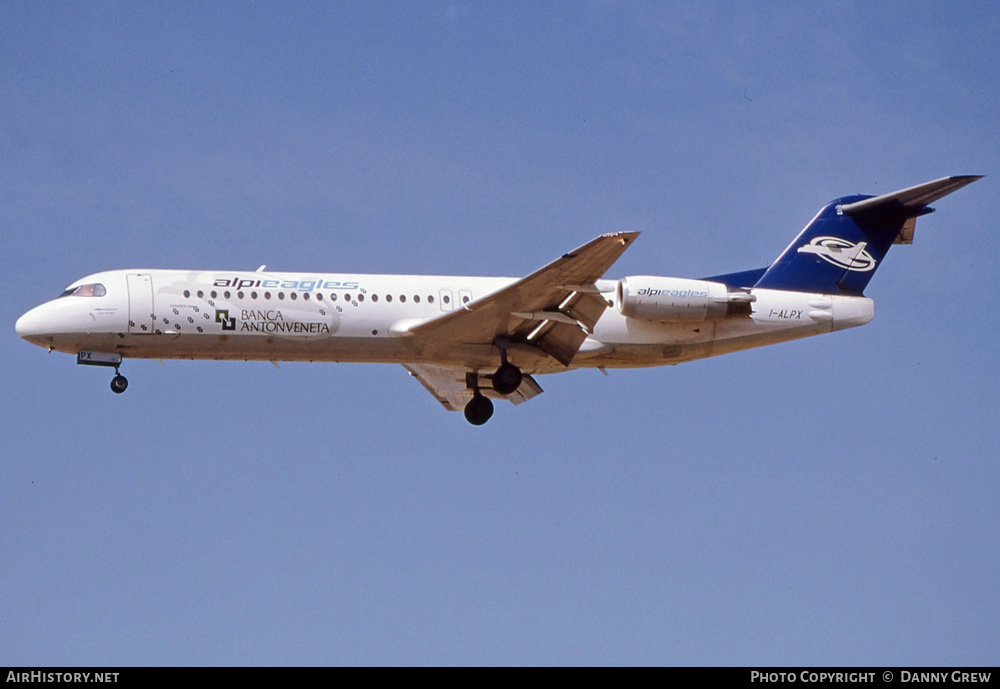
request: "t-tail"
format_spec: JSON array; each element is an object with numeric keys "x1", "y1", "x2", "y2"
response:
[{"x1": 752, "y1": 175, "x2": 981, "y2": 295}]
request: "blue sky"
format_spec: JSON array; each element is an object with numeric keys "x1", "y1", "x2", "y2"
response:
[{"x1": 2, "y1": 2, "x2": 997, "y2": 666}]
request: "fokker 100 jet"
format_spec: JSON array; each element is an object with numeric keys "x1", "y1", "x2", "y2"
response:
[{"x1": 16, "y1": 175, "x2": 980, "y2": 424}]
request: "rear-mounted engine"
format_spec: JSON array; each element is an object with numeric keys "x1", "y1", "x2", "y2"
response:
[{"x1": 617, "y1": 276, "x2": 754, "y2": 322}]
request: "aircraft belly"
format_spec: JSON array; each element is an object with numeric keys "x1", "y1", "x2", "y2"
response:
[
  {"x1": 109, "y1": 333, "x2": 415, "y2": 363},
  {"x1": 581, "y1": 305, "x2": 832, "y2": 370},
  {"x1": 44, "y1": 333, "x2": 121, "y2": 356},
  {"x1": 102, "y1": 333, "x2": 557, "y2": 369}
]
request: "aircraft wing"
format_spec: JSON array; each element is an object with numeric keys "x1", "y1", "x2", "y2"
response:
[
  {"x1": 403, "y1": 364, "x2": 544, "y2": 411},
  {"x1": 406, "y1": 231, "x2": 639, "y2": 365}
]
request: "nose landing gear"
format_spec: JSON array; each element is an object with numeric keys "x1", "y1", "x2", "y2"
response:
[
  {"x1": 110, "y1": 371, "x2": 129, "y2": 394},
  {"x1": 77, "y1": 351, "x2": 129, "y2": 394}
]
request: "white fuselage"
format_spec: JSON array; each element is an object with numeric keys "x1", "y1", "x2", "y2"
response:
[{"x1": 16, "y1": 269, "x2": 874, "y2": 375}]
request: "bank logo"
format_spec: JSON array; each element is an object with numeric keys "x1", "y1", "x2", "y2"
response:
[
  {"x1": 215, "y1": 310, "x2": 236, "y2": 331},
  {"x1": 797, "y1": 236, "x2": 876, "y2": 272}
]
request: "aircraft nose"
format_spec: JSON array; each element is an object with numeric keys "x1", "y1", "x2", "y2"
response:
[{"x1": 15, "y1": 305, "x2": 53, "y2": 344}]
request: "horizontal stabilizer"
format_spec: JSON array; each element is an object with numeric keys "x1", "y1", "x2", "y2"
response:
[{"x1": 838, "y1": 175, "x2": 982, "y2": 219}]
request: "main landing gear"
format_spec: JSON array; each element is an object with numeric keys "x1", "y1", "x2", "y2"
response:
[
  {"x1": 491, "y1": 339, "x2": 523, "y2": 396},
  {"x1": 491, "y1": 363, "x2": 522, "y2": 396},
  {"x1": 462, "y1": 342, "x2": 524, "y2": 425},
  {"x1": 464, "y1": 391, "x2": 494, "y2": 426},
  {"x1": 463, "y1": 372, "x2": 494, "y2": 425}
]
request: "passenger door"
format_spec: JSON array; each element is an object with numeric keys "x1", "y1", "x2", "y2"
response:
[{"x1": 126, "y1": 273, "x2": 155, "y2": 334}]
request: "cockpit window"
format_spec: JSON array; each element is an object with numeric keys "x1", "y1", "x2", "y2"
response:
[{"x1": 59, "y1": 283, "x2": 107, "y2": 298}]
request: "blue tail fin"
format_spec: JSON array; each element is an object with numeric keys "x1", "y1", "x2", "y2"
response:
[{"x1": 753, "y1": 176, "x2": 980, "y2": 295}]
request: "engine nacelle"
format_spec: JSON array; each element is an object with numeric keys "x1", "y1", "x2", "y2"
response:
[{"x1": 617, "y1": 276, "x2": 754, "y2": 323}]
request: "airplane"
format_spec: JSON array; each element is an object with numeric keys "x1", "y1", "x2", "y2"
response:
[{"x1": 16, "y1": 175, "x2": 980, "y2": 425}]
